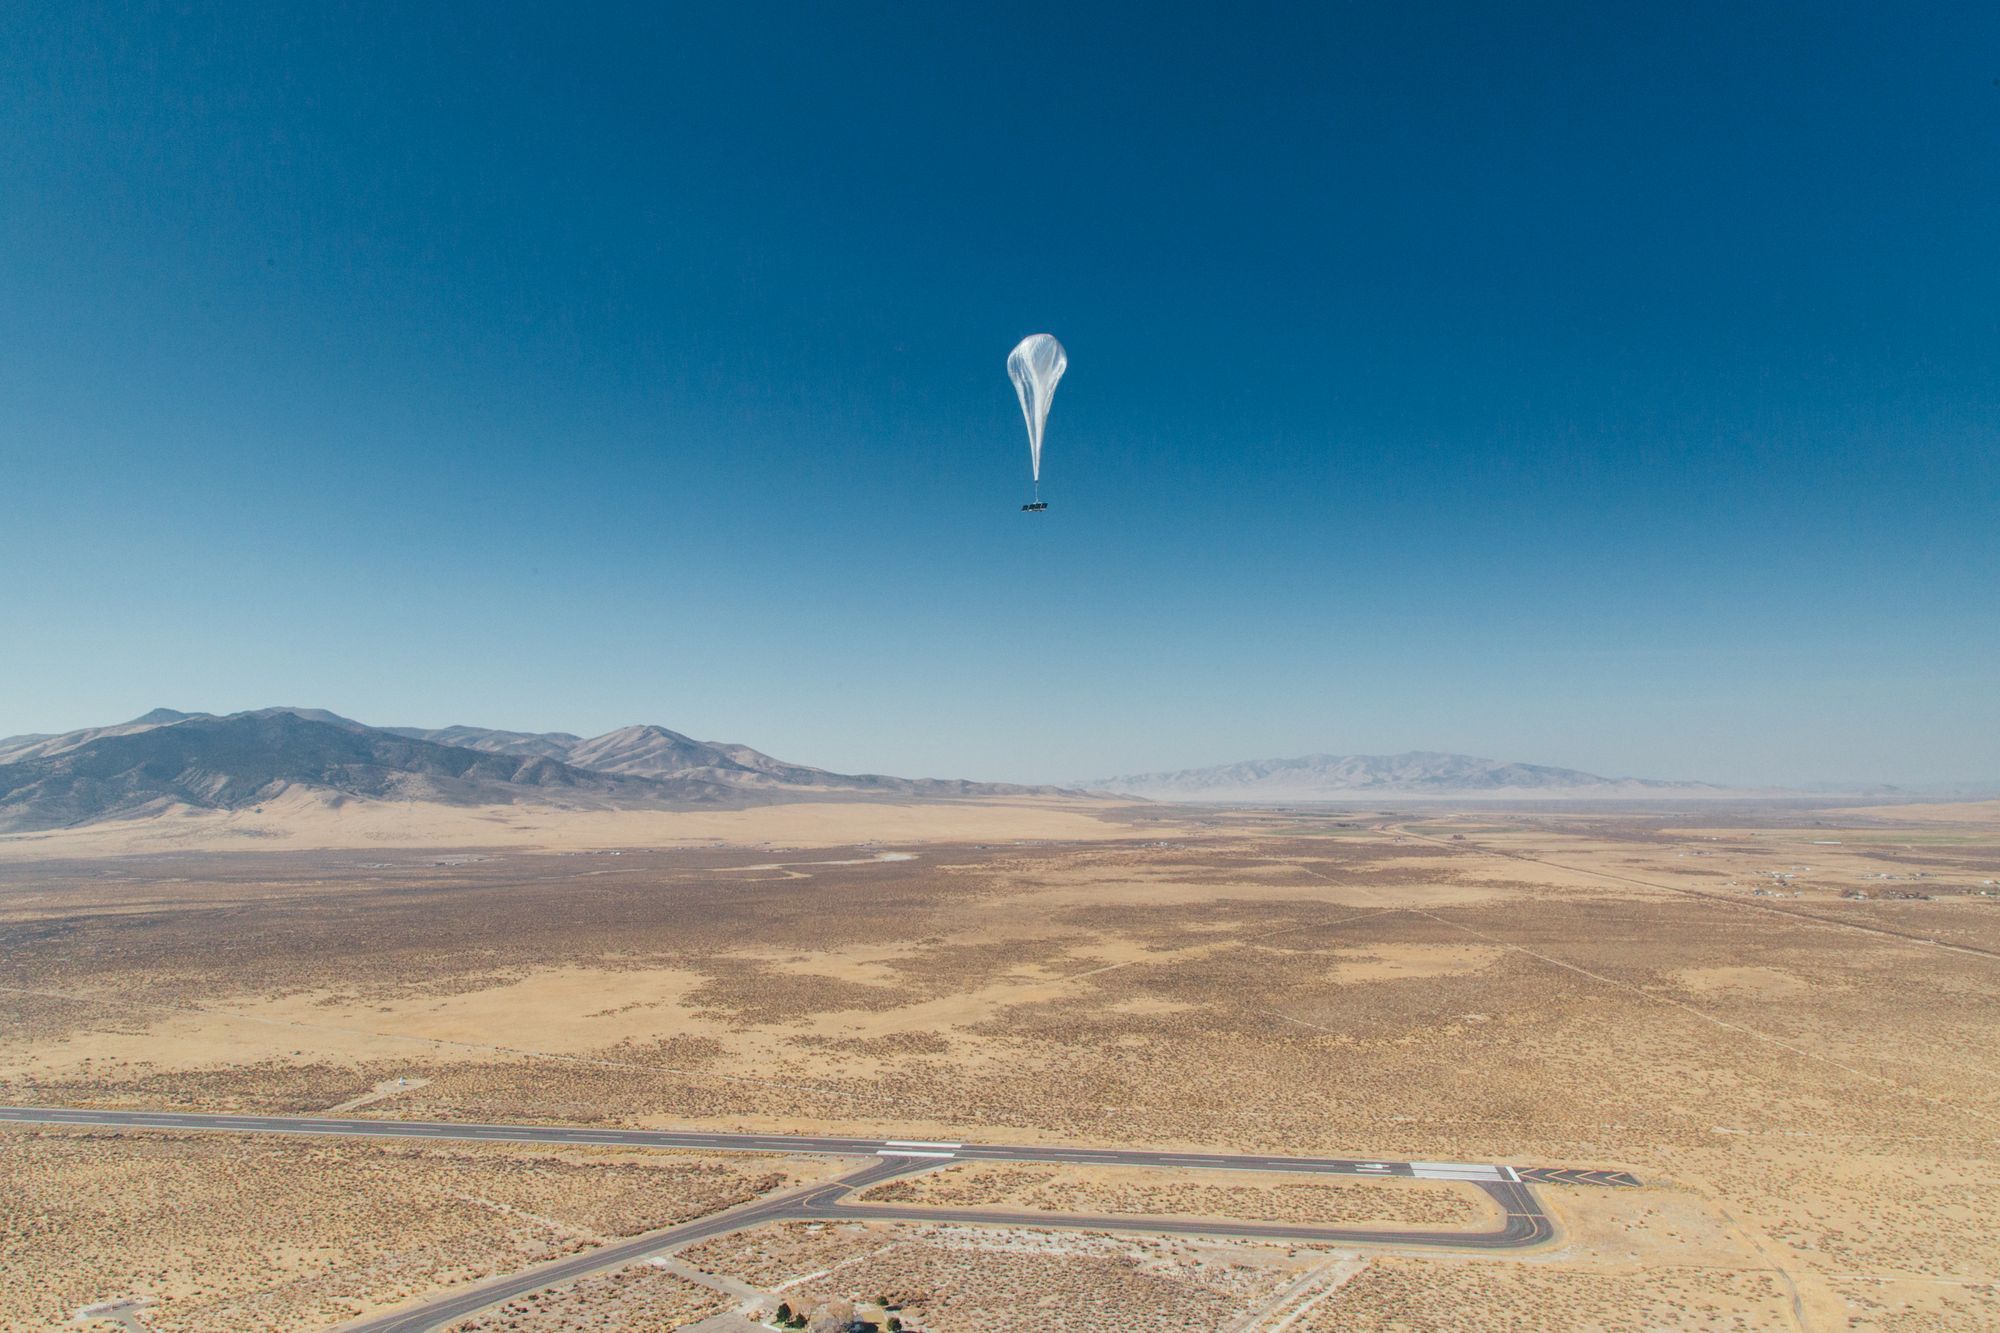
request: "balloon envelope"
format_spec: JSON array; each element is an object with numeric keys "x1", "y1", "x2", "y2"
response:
[{"x1": 1007, "y1": 334, "x2": 1066, "y2": 483}]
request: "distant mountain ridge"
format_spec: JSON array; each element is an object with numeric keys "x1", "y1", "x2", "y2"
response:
[
  {"x1": 1084, "y1": 751, "x2": 1722, "y2": 801},
  {"x1": 382, "y1": 722, "x2": 1046, "y2": 797},
  {"x1": 0, "y1": 708, "x2": 1076, "y2": 833}
]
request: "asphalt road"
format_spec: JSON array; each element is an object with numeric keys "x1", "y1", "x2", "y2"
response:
[
  {"x1": 4, "y1": 1105, "x2": 1576, "y2": 1332},
  {"x1": 340, "y1": 1155, "x2": 923, "y2": 1333},
  {"x1": 331, "y1": 1150, "x2": 1550, "y2": 1333},
  {"x1": 812, "y1": 1179, "x2": 1554, "y2": 1249}
]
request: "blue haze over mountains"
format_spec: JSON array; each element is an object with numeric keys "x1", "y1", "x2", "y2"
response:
[{"x1": 3, "y1": 707, "x2": 1979, "y2": 836}]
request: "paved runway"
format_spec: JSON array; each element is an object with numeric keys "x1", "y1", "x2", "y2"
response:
[
  {"x1": 3, "y1": 1104, "x2": 1585, "y2": 1332},
  {"x1": 333, "y1": 1154, "x2": 1550, "y2": 1333},
  {"x1": 0, "y1": 1105, "x2": 1521, "y2": 1182}
]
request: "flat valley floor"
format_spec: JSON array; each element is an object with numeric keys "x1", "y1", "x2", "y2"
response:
[{"x1": 4, "y1": 801, "x2": 1998, "y2": 1330}]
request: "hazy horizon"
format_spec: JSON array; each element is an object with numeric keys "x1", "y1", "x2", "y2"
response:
[
  {"x1": 1, "y1": 701, "x2": 1990, "y2": 793},
  {"x1": 3, "y1": 4, "x2": 1994, "y2": 790}
]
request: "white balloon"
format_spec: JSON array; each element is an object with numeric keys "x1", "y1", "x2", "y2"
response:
[{"x1": 1007, "y1": 333, "x2": 1067, "y2": 485}]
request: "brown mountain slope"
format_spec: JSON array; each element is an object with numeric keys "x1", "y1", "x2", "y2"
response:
[{"x1": 0, "y1": 713, "x2": 738, "y2": 833}]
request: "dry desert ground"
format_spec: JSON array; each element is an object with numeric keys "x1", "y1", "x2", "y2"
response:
[{"x1": 4, "y1": 796, "x2": 1999, "y2": 1330}]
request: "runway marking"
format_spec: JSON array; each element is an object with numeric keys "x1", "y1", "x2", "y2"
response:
[
  {"x1": 884, "y1": 1139, "x2": 962, "y2": 1149},
  {"x1": 877, "y1": 1148, "x2": 956, "y2": 1158},
  {"x1": 1517, "y1": 1166, "x2": 1640, "y2": 1188}
]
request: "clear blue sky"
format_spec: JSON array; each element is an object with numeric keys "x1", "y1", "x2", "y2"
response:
[{"x1": 2, "y1": 2, "x2": 1995, "y2": 787}]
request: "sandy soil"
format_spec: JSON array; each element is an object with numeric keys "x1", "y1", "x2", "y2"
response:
[
  {"x1": 1295, "y1": 1257, "x2": 1795, "y2": 1331},
  {"x1": 5, "y1": 796, "x2": 2000, "y2": 1328},
  {"x1": 679, "y1": 1221, "x2": 1291, "y2": 1332},
  {"x1": 857, "y1": 1160, "x2": 1488, "y2": 1226},
  {"x1": 0, "y1": 789, "x2": 1149, "y2": 861},
  {"x1": 0, "y1": 1127, "x2": 837, "y2": 1331},
  {"x1": 441, "y1": 1262, "x2": 732, "y2": 1330}
]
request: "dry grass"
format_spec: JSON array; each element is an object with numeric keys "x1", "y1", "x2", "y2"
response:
[
  {"x1": 1296, "y1": 1257, "x2": 1794, "y2": 1331},
  {"x1": 0, "y1": 1127, "x2": 817, "y2": 1331},
  {"x1": 0, "y1": 791, "x2": 1142, "y2": 861},
  {"x1": 4, "y1": 799, "x2": 1999, "y2": 1327},
  {"x1": 680, "y1": 1221, "x2": 1289, "y2": 1332},
  {"x1": 440, "y1": 1262, "x2": 731, "y2": 1330},
  {"x1": 859, "y1": 1161, "x2": 1484, "y2": 1226}
]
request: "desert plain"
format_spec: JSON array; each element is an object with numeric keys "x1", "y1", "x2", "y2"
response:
[{"x1": 4, "y1": 795, "x2": 1999, "y2": 1330}]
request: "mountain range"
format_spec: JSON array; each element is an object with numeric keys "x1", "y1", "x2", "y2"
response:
[
  {"x1": 0, "y1": 708, "x2": 1072, "y2": 833},
  {"x1": 1083, "y1": 751, "x2": 1723, "y2": 802}
]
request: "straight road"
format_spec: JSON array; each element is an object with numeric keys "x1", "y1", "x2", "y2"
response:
[{"x1": 0, "y1": 1105, "x2": 1525, "y2": 1183}]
